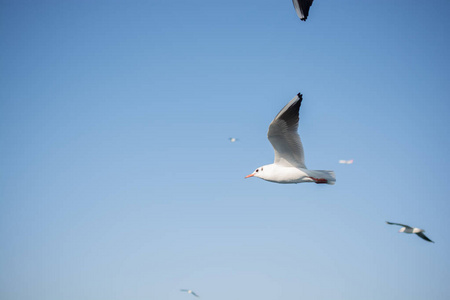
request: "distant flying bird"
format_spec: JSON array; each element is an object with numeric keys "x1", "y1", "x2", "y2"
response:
[
  {"x1": 245, "y1": 93, "x2": 335, "y2": 184},
  {"x1": 386, "y1": 221, "x2": 434, "y2": 243},
  {"x1": 180, "y1": 289, "x2": 200, "y2": 297},
  {"x1": 339, "y1": 159, "x2": 354, "y2": 164},
  {"x1": 229, "y1": 137, "x2": 238, "y2": 143},
  {"x1": 292, "y1": 0, "x2": 314, "y2": 21}
]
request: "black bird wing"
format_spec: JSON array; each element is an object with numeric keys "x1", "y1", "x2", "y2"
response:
[
  {"x1": 416, "y1": 232, "x2": 434, "y2": 243},
  {"x1": 292, "y1": 0, "x2": 314, "y2": 21}
]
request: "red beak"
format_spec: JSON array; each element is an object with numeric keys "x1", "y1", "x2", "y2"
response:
[{"x1": 245, "y1": 173, "x2": 254, "y2": 178}]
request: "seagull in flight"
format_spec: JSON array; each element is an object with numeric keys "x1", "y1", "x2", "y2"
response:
[
  {"x1": 245, "y1": 93, "x2": 335, "y2": 184},
  {"x1": 180, "y1": 289, "x2": 200, "y2": 297},
  {"x1": 229, "y1": 137, "x2": 238, "y2": 143},
  {"x1": 292, "y1": 0, "x2": 314, "y2": 21},
  {"x1": 339, "y1": 159, "x2": 354, "y2": 164},
  {"x1": 386, "y1": 221, "x2": 434, "y2": 243}
]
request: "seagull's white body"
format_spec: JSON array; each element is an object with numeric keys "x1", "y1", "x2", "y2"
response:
[
  {"x1": 252, "y1": 164, "x2": 334, "y2": 184},
  {"x1": 246, "y1": 93, "x2": 335, "y2": 185},
  {"x1": 399, "y1": 227, "x2": 422, "y2": 234}
]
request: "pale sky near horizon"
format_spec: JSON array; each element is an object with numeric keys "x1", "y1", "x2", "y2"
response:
[{"x1": 1, "y1": 1, "x2": 450, "y2": 299}]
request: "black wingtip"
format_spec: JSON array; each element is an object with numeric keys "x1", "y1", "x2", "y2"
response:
[{"x1": 297, "y1": 93, "x2": 303, "y2": 103}]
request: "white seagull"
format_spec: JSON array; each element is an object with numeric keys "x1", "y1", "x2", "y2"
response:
[
  {"x1": 180, "y1": 289, "x2": 200, "y2": 297},
  {"x1": 292, "y1": 0, "x2": 314, "y2": 21},
  {"x1": 386, "y1": 221, "x2": 434, "y2": 243},
  {"x1": 339, "y1": 159, "x2": 354, "y2": 164},
  {"x1": 229, "y1": 137, "x2": 238, "y2": 143},
  {"x1": 245, "y1": 93, "x2": 335, "y2": 184}
]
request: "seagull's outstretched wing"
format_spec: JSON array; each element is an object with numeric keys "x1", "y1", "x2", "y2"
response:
[
  {"x1": 191, "y1": 291, "x2": 200, "y2": 297},
  {"x1": 416, "y1": 232, "x2": 434, "y2": 243},
  {"x1": 386, "y1": 221, "x2": 412, "y2": 229},
  {"x1": 267, "y1": 93, "x2": 306, "y2": 169},
  {"x1": 180, "y1": 289, "x2": 189, "y2": 292},
  {"x1": 292, "y1": 0, "x2": 314, "y2": 21}
]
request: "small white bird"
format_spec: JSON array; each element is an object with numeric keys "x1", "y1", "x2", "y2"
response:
[
  {"x1": 229, "y1": 137, "x2": 238, "y2": 143},
  {"x1": 386, "y1": 221, "x2": 434, "y2": 243},
  {"x1": 339, "y1": 159, "x2": 354, "y2": 164},
  {"x1": 245, "y1": 93, "x2": 335, "y2": 185},
  {"x1": 180, "y1": 289, "x2": 200, "y2": 297},
  {"x1": 292, "y1": 0, "x2": 314, "y2": 21}
]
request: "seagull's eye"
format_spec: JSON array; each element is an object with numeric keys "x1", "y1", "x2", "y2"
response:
[{"x1": 255, "y1": 169, "x2": 259, "y2": 172}]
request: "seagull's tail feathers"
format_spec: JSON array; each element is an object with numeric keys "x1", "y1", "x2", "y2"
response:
[{"x1": 321, "y1": 170, "x2": 336, "y2": 185}]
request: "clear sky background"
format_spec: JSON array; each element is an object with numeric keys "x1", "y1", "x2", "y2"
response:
[{"x1": 1, "y1": 0, "x2": 450, "y2": 299}]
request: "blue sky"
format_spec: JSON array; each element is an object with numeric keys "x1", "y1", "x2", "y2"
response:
[{"x1": 1, "y1": 0, "x2": 450, "y2": 299}]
